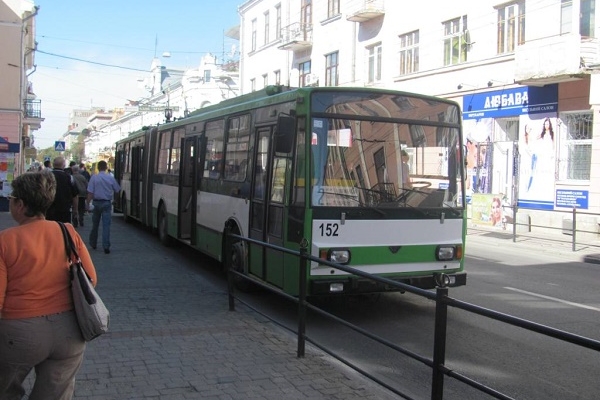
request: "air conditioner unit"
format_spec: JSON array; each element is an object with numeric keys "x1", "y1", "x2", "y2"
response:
[{"x1": 305, "y1": 73, "x2": 319, "y2": 87}]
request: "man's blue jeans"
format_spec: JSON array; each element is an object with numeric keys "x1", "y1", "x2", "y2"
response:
[{"x1": 89, "y1": 200, "x2": 112, "y2": 250}]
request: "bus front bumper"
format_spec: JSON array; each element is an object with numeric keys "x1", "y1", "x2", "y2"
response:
[{"x1": 309, "y1": 272, "x2": 467, "y2": 296}]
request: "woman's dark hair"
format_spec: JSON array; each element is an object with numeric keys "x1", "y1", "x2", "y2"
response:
[
  {"x1": 10, "y1": 171, "x2": 57, "y2": 217},
  {"x1": 540, "y1": 118, "x2": 554, "y2": 141}
]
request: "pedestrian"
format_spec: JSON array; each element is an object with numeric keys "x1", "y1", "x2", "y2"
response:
[
  {"x1": 86, "y1": 160, "x2": 121, "y2": 254},
  {"x1": 0, "y1": 171, "x2": 97, "y2": 399},
  {"x1": 43, "y1": 159, "x2": 51, "y2": 170},
  {"x1": 46, "y1": 156, "x2": 78, "y2": 223},
  {"x1": 71, "y1": 165, "x2": 88, "y2": 227},
  {"x1": 79, "y1": 163, "x2": 91, "y2": 181}
]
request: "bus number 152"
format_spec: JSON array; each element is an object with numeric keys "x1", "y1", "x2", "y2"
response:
[{"x1": 319, "y1": 223, "x2": 339, "y2": 237}]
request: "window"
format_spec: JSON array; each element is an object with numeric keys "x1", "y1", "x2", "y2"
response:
[
  {"x1": 301, "y1": 0, "x2": 312, "y2": 28},
  {"x1": 497, "y1": 2, "x2": 525, "y2": 54},
  {"x1": 367, "y1": 43, "x2": 382, "y2": 84},
  {"x1": 251, "y1": 18, "x2": 257, "y2": 51},
  {"x1": 275, "y1": 4, "x2": 281, "y2": 40},
  {"x1": 561, "y1": 0, "x2": 572, "y2": 34},
  {"x1": 558, "y1": 112, "x2": 593, "y2": 180},
  {"x1": 224, "y1": 115, "x2": 251, "y2": 181},
  {"x1": 274, "y1": 69, "x2": 281, "y2": 85},
  {"x1": 299, "y1": 60, "x2": 311, "y2": 87},
  {"x1": 399, "y1": 30, "x2": 419, "y2": 75},
  {"x1": 325, "y1": 51, "x2": 339, "y2": 86},
  {"x1": 373, "y1": 147, "x2": 386, "y2": 184},
  {"x1": 203, "y1": 70, "x2": 211, "y2": 83},
  {"x1": 170, "y1": 128, "x2": 184, "y2": 175},
  {"x1": 157, "y1": 131, "x2": 172, "y2": 174},
  {"x1": 328, "y1": 0, "x2": 340, "y2": 18},
  {"x1": 204, "y1": 120, "x2": 225, "y2": 179},
  {"x1": 264, "y1": 11, "x2": 270, "y2": 44},
  {"x1": 443, "y1": 16, "x2": 467, "y2": 66},
  {"x1": 581, "y1": 0, "x2": 595, "y2": 37}
]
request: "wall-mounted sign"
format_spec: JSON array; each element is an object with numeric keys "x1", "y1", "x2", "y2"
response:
[{"x1": 463, "y1": 84, "x2": 558, "y2": 120}]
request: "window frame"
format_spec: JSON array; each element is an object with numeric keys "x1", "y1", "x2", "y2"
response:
[
  {"x1": 367, "y1": 43, "x2": 382, "y2": 84},
  {"x1": 264, "y1": 10, "x2": 270, "y2": 45},
  {"x1": 443, "y1": 15, "x2": 468, "y2": 66},
  {"x1": 299, "y1": 60, "x2": 311, "y2": 87},
  {"x1": 325, "y1": 51, "x2": 339, "y2": 86},
  {"x1": 399, "y1": 30, "x2": 419, "y2": 75},
  {"x1": 557, "y1": 111, "x2": 593, "y2": 182},
  {"x1": 327, "y1": 0, "x2": 340, "y2": 19},
  {"x1": 496, "y1": 2, "x2": 526, "y2": 54}
]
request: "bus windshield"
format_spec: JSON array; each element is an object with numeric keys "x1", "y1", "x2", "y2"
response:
[{"x1": 310, "y1": 91, "x2": 464, "y2": 209}]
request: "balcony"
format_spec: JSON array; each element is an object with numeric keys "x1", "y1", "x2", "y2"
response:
[
  {"x1": 23, "y1": 99, "x2": 44, "y2": 131},
  {"x1": 346, "y1": 0, "x2": 385, "y2": 23},
  {"x1": 514, "y1": 34, "x2": 597, "y2": 85},
  {"x1": 278, "y1": 22, "x2": 312, "y2": 51}
]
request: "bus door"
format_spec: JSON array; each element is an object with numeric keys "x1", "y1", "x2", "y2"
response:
[
  {"x1": 130, "y1": 145, "x2": 143, "y2": 219},
  {"x1": 178, "y1": 135, "x2": 205, "y2": 244},
  {"x1": 248, "y1": 126, "x2": 283, "y2": 288}
]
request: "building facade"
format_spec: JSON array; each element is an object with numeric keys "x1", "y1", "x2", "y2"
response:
[
  {"x1": 83, "y1": 53, "x2": 240, "y2": 165},
  {"x1": 238, "y1": 0, "x2": 600, "y2": 234},
  {"x1": 0, "y1": 0, "x2": 41, "y2": 194}
]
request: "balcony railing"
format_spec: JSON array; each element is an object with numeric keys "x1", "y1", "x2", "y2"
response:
[
  {"x1": 278, "y1": 22, "x2": 312, "y2": 51},
  {"x1": 23, "y1": 99, "x2": 42, "y2": 119},
  {"x1": 346, "y1": 0, "x2": 385, "y2": 22}
]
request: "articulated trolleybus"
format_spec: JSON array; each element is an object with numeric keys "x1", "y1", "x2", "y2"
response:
[{"x1": 114, "y1": 85, "x2": 466, "y2": 296}]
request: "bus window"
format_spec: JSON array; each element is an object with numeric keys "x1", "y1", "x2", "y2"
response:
[
  {"x1": 270, "y1": 157, "x2": 289, "y2": 203},
  {"x1": 157, "y1": 130, "x2": 171, "y2": 174},
  {"x1": 204, "y1": 120, "x2": 225, "y2": 179},
  {"x1": 170, "y1": 128, "x2": 185, "y2": 175},
  {"x1": 224, "y1": 115, "x2": 250, "y2": 181}
]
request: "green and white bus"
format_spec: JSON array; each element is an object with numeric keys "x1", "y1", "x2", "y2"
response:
[{"x1": 114, "y1": 86, "x2": 466, "y2": 296}]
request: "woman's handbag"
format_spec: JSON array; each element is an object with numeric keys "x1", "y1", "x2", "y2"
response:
[{"x1": 57, "y1": 222, "x2": 110, "y2": 341}]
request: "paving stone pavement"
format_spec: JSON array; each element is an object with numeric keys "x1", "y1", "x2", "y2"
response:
[{"x1": 0, "y1": 212, "x2": 398, "y2": 400}]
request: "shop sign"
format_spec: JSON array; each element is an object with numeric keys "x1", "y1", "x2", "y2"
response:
[{"x1": 463, "y1": 84, "x2": 558, "y2": 119}]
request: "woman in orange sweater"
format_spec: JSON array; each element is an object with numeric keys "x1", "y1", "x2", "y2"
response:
[{"x1": 0, "y1": 171, "x2": 97, "y2": 399}]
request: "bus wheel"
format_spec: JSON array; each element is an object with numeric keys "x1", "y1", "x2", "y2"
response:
[
  {"x1": 231, "y1": 241, "x2": 253, "y2": 292},
  {"x1": 158, "y1": 205, "x2": 171, "y2": 247},
  {"x1": 122, "y1": 195, "x2": 131, "y2": 223}
]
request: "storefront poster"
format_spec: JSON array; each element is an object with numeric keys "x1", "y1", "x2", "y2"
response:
[
  {"x1": 517, "y1": 114, "x2": 557, "y2": 210},
  {"x1": 471, "y1": 193, "x2": 504, "y2": 228}
]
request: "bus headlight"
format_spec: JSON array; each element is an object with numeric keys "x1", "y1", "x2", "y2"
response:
[
  {"x1": 328, "y1": 248, "x2": 350, "y2": 264},
  {"x1": 436, "y1": 245, "x2": 456, "y2": 261}
]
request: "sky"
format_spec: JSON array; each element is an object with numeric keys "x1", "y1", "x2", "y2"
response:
[{"x1": 31, "y1": 0, "x2": 243, "y2": 149}]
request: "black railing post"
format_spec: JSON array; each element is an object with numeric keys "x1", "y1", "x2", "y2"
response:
[
  {"x1": 297, "y1": 242, "x2": 308, "y2": 358},
  {"x1": 224, "y1": 224, "x2": 235, "y2": 312},
  {"x1": 572, "y1": 207, "x2": 577, "y2": 252},
  {"x1": 431, "y1": 286, "x2": 449, "y2": 400}
]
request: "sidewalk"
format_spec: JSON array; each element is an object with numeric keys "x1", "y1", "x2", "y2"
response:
[
  {"x1": 0, "y1": 211, "x2": 396, "y2": 400},
  {"x1": 467, "y1": 221, "x2": 600, "y2": 264}
]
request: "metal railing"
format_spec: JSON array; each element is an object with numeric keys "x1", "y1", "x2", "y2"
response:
[
  {"x1": 224, "y1": 226, "x2": 600, "y2": 400},
  {"x1": 483, "y1": 205, "x2": 600, "y2": 252},
  {"x1": 23, "y1": 99, "x2": 41, "y2": 119}
]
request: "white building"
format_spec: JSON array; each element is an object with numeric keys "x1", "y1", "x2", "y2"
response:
[
  {"x1": 84, "y1": 53, "x2": 240, "y2": 164},
  {"x1": 238, "y1": 0, "x2": 600, "y2": 235}
]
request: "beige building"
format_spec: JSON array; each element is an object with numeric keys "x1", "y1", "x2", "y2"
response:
[
  {"x1": 0, "y1": 0, "x2": 41, "y2": 181},
  {"x1": 238, "y1": 0, "x2": 600, "y2": 234}
]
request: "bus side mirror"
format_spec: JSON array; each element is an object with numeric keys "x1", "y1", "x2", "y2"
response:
[{"x1": 275, "y1": 115, "x2": 295, "y2": 154}]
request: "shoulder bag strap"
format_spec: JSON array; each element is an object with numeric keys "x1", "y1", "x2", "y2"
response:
[
  {"x1": 57, "y1": 221, "x2": 73, "y2": 261},
  {"x1": 57, "y1": 221, "x2": 90, "y2": 279}
]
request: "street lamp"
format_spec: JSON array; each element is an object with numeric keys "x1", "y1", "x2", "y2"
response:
[{"x1": 164, "y1": 108, "x2": 173, "y2": 122}]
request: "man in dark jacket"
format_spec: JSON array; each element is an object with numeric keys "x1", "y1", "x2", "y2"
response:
[{"x1": 46, "y1": 156, "x2": 78, "y2": 223}]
